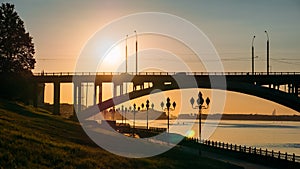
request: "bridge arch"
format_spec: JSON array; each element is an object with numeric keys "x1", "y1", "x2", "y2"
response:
[{"x1": 80, "y1": 80, "x2": 300, "y2": 119}]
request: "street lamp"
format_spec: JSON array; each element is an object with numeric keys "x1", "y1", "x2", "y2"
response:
[
  {"x1": 161, "y1": 97, "x2": 176, "y2": 133},
  {"x1": 121, "y1": 105, "x2": 124, "y2": 124},
  {"x1": 134, "y1": 30, "x2": 138, "y2": 74},
  {"x1": 132, "y1": 104, "x2": 136, "y2": 137},
  {"x1": 251, "y1": 35, "x2": 255, "y2": 75},
  {"x1": 125, "y1": 35, "x2": 128, "y2": 73},
  {"x1": 145, "y1": 100, "x2": 150, "y2": 129},
  {"x1": 124, "y1": 107, "x2": 127, "y2": 124},
  {"x1": 190, "y1": 91, "x2": 210, "y2": 142},
  {"x1": 265, "y1": 30, "x2": 270, "y2": 75}
]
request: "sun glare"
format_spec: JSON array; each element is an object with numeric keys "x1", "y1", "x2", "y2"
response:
[{"x1": 101, "y1": 45, "x2": 123, "y2": 70}]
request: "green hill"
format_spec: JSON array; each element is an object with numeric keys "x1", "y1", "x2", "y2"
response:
[{"x1": 0, "y1": 99, "x2": 241, "y2": 169}]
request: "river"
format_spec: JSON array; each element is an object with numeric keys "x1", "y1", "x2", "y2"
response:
[{"x1": 118, "y1": 119, "x2": 300, "y2": 155}]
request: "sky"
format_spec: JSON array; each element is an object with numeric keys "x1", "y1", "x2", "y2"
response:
[{"x1": 5, "y1": 0, "x2": 300, "y2": 115}]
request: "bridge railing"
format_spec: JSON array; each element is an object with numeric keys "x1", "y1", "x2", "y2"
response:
[
  {"x1": 33, "y1": 71, "x2": 300, "y2": 76},
  {"x1": 185, "y1": 138, "x2": 300, "y2": 163}
]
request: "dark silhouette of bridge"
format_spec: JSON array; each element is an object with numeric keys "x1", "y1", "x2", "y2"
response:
[{"x1": 33, "y1": 72, "x2": 300, "y2": 117}]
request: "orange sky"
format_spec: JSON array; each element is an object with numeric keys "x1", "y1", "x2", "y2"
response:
[{"x1": 10, "y1": 0, "x2": 300, "y2": 115}]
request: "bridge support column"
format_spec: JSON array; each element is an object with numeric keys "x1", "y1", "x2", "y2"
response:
[
  {"x1": 33, "y1": 83, "x2": 38, "y2": 108},
  {"x1": 73, "y1": 83, "x2": 77, "y2": 115},
  {"x1": 78, "y1": 83, "x2": 82, "y2": 112},
  {"x1": 37, "y1": 83, "x2": 45, "y2": 106},
  {"x1": 120, "y1": 84, "x2": 123, "y2": 95},
  {"x1": 295, "y1": 84, "x2": 299, "y2": 97},
  {"x1": 113, "y1": 84, "x2": 117, "y2": 97},
  {"x1": 53, "y1": 81, "x2": 60, "y2": 115},
  {"x1": 73, "y1": 82, "x2": 82, "y2": 113},
  {"x1": 98, "y1": 83, "x2": 102, "y2": 104},
  {"x1": 93, "y1": 83, "x2": 97, "y2": 105}
]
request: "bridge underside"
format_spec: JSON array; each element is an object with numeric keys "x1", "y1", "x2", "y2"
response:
[
  {"x1": 33, "y1": 73, "x2": 300, "y2": 116},
  {"x1": 79, "y1": 81, "x2": 300, "y2": 120}
]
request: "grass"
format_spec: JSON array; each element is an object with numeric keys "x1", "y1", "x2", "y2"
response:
[{"x1": 0, "y1": 99, "x2": 243, "y2": 169}]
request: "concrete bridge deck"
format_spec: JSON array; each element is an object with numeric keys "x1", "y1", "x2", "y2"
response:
[{"x1": 32, "y1": 72, "x2": 300, "y2": 115}]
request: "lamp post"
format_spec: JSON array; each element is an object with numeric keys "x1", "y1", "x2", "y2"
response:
[
  {"x1": 252, "y1": 35, "x2": 256, "y2": 75},
  {"x1": 121, "y1": 105, "x2": 124, "y2": 124},
  {"x1": 265, "y1": 30, "x2": 270, "y2": 75},
  {"x1": 146, "y1": 100, "x2": 150, "y2": 129},
  {"x1": 161, "y1": 97, "x2": 176, "y2": 133},
  {"x1": 124, "y1": 107, "x2": 127, "y2": 124},
  {"x1": 190, "y1": 91, "x2": 210, "y2": 142},
  {"x1": 134, "y1": 30, "x2": 138, "y2": 74},
  {"x1": 125, "y1": 35, "x2": 128, "y2": 73},
  {"x1": 132, "y1": 104, "x2": 136, "y2": 137}
]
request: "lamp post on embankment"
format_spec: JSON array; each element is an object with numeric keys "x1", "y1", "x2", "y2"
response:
[
  {"x1": 161, "y1": 97, "x2": 176, "y2": 134},
  {"x1": 190, "y1": 91, "x2": 210, "y2": 143},
  {"x1": 140, "y1": 100, "x2": 151, "y2": 129}
]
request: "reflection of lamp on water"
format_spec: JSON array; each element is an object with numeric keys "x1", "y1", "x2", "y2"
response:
[
  {"x1": 190, "y1": 91, "x2": 210, "y2": 142},
  {"x1": 161, "y1": 97, "x2": 176, "y2": 133}
]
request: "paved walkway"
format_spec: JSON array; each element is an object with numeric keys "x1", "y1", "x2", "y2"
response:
[
  {"x1": 202, "y1": 150, "x2": 275, "y2": 169},
  {"x1": 179, "y1": 146, "x2": 275, "y2": 169}
]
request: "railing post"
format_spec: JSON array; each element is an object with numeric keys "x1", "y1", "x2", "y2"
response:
[
  {"x1": 265, "y1": 149, "x2": 268, "y2": 156},
  {"x1": 278, "y1": 151, "x2": 281, "y2": 159},
  {"x1": 260, "y1": 148, "x2": 262, "y2": 155},
  {"x1": 285, "y1": 152, "x2": 287, "y2": 160},
  {"x1": 272, "y1": 150, "x2": 274, "y2": 157},
  {"x1": 292, "y1": 153, "x2": 295, "y2": 162}
]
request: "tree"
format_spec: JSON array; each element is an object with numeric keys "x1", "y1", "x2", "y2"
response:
[
  {"x1": 0, "y1": 3, "x2": 35, "y2": 103},
  {"x1": 0, "y1": 3, "x2": 35, "y2": 73}
]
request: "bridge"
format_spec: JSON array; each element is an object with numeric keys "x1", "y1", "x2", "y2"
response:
[{"x1": 33, "y1": 72, "x2": 300, "y2": 116}]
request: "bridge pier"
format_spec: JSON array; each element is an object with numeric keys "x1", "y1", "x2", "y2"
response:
[
  {"x1": 93, "y1": 83, "x2": 97, "y2": 105},
  {"x1": 73, "y1": 82, "x2": 82, "y2": 113},
  {"x1": 287, "y1": 83, "x2": 300, "y2": 96},
  {"x1": 37, "y1": 83, "x2": 45, "y2": 106},
  {"x1": 53, "y1": 81, "x2": 60, "y2": 115},
  {"x1": 33, "y1": 83, "x2": 45, "y2": 107}
]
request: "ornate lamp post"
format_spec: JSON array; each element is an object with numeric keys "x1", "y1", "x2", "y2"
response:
[
  {"x1": 161, "y1": 97, "x2": 176, "y2": 133},
  {"x1": 190, "y1": 91, "x2": 210, "y2": 142},
  {"x1": 151, "y1": 103, "x2": 154, "y2": 110},
  {"x1": 124, "y1": 107, "x2": 127, "y2": 124},
  {"x1": 121, "y1": 105, "x2": 124, "y2": 124},
  {"x1": 131, "y1": 104, "x2": 137, "y2": 137},
  {"x1": 146, "y1": 100, "x2": 150, "y2": 129}
]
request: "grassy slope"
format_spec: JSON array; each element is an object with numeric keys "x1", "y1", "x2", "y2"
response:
[{"x1": 0, "y1": 99, "x2": 242, "y2": 169}]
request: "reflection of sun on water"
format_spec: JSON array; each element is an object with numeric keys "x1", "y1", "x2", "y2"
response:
[{"x1": 186, "y1": 129, "x2": 195, "y2": 138}]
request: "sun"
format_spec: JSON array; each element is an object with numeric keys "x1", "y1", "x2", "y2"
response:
[{"x1": 100, "y1": 44, "x2": 124, "y2": 71}]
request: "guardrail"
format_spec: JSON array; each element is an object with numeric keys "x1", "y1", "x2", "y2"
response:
[
  {"x1": 186, "y1": 138, "x2": 300, "y2": 163},
  {"x1": 33, "y1": 71, "x2": 300, "y2": 76}
]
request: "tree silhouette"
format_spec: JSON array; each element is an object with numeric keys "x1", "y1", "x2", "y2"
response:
[
  {"x1": 0, "y1": 3, "x2": 35, "y2": 103},
  {"x1": 0, "y1": 3, "x2": 35, "y2": 73}
]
